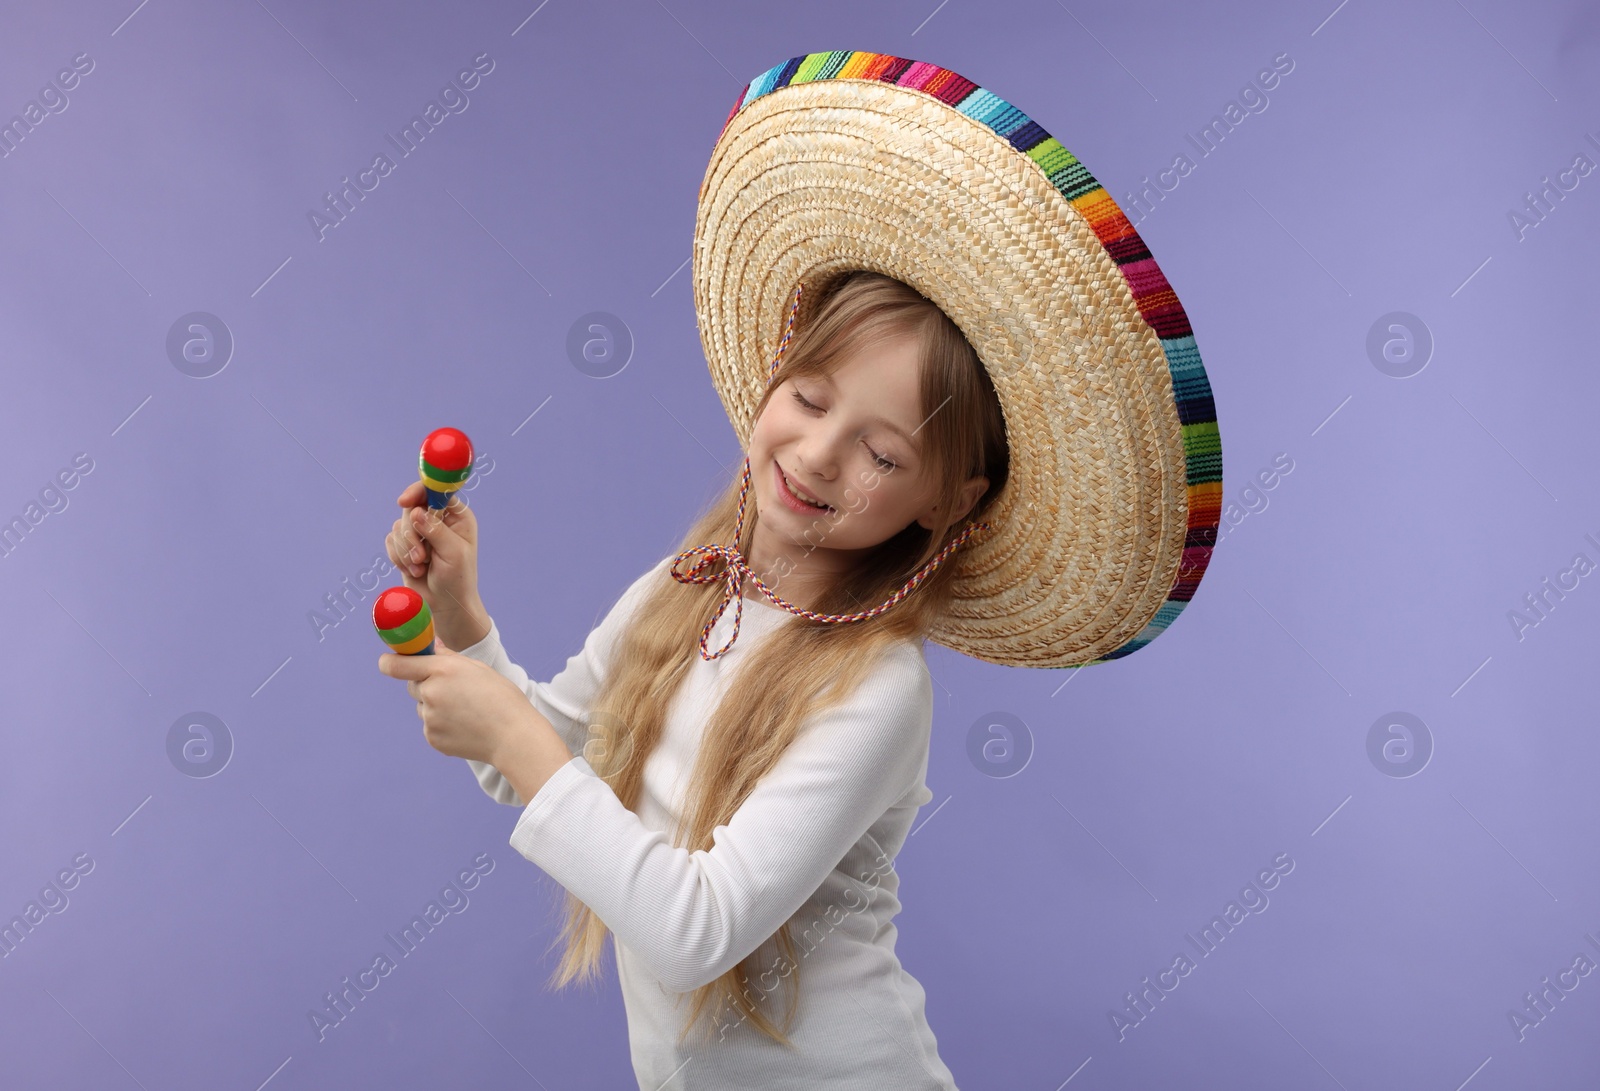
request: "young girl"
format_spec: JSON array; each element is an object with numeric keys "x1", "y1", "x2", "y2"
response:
[{"x1": 378, "y1": 50, "x2": 1220, "y2": 1090}]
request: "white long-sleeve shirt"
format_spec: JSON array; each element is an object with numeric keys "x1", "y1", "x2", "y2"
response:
[{"x1": 459, "y1": 554, "x2": 960, "y2": 1089}]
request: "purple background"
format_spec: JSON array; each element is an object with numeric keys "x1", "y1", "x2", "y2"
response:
[{"x1": 3, "y1": 0, "x2": 1598, "y2": 1087}]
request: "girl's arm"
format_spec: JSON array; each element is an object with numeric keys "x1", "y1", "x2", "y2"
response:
[
  {"x1": 454, "y1": 554, "x2": 674, "y2": 807},
  {"x1": 504, "y1": 641, "x2": 935, "y2": 995}
]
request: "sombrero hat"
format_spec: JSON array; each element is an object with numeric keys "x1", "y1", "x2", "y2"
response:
[{"x1": 684, "y1": 50, "x2": 1222, "y2": 670}]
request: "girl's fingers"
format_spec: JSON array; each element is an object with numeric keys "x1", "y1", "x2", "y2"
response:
[
  {"x1": 410, "y1": 507, "x2": 466, "y2": 563},
  {"x1": 388, "y1": 523, "x2": 427, "y2": 578}
]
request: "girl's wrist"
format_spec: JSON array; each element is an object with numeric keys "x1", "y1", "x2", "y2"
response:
[
  {"x1": 491, "y1": 704, "x2": 573, "y2": 805},
  {"x1": 438, "y1": 599, "x2": 493, "y2": 651}
]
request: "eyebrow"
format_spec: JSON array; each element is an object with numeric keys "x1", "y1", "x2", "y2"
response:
[{"x1": 814, "y1": 373, "x2": 922, "y2": 451}]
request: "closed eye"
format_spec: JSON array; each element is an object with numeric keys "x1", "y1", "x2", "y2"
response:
[{"x1": 789, "y1": 388, "x2": 898, "y2": 470}]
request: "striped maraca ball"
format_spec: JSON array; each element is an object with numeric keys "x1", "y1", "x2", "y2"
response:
[
  {"x1": 419, "y1": 427, "x2": 474, "y2": 510},
  {"x1": 373, "y1": 586, "x2": 435, "y2": 656}
]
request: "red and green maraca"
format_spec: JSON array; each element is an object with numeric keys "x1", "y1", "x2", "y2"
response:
[
  {"x1": 419, "y1": 426, "x2": 474, "y2": 510},
  {"x1": 373, "y1": 585, "x2": 435, "y2": 656}
]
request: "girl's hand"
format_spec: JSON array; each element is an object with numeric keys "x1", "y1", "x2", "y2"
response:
[
  {"x1": 385, "y1": 482, "x2": 489, "y2": 651},
  {"x1": 377, "y1": 641, "x2": 534, "y2": 765}
]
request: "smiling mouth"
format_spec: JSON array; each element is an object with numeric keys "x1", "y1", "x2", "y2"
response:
[{"x1": 775, "y1": 461, "x2": 833, "y2": 512}]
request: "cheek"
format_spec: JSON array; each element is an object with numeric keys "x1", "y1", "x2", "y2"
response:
[
  {"x1": 844, "y1": 478, "x2": 905, "y2": 523},
  {"x1": 880, "y1": 482, "x2": 932, "y2": 524},
  {"x1": 748, "y1": 406, "x2": 795, "y2": 457},
  {"x1": 750, "y1": 401, "x2": 784, "y2": 441},
  {"x1": 745, "y1": 414, "x2": 771, "y2": 454}
]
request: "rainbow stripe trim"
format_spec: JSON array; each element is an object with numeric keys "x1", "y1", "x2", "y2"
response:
[
  {"x1": 419, "y1": 454, "x2": 471, "y2": 492},
  {"x1": 716, "y1": 51, "x2": 1223, "y2": 667}
]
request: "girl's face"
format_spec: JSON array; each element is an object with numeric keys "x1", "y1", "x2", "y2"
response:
[{"x1": 744, "y1": 331, "x2": 988, "y2": 589}]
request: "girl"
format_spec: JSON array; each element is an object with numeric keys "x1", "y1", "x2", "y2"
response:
[{"x1": 379, "y1": 50, "x2": 1220, "y2": 1090}]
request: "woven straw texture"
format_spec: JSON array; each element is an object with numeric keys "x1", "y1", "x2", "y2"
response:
[{"x1": 693, "y1": 51, "x2": 1222, "y2": 669}]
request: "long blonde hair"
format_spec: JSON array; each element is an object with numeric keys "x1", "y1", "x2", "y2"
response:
[{"x1": 542, "y1": 270, "x2": 1009, "y2": 1048}]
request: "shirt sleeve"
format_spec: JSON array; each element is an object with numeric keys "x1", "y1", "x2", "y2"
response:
[
  {"x1": 455, "y1": 553, "x2": 676, "y2": 809},
  {"x1": 505, "y1": 640, "x2": 935, "y2": 994}
]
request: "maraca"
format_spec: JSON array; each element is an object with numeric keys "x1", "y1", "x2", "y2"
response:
[
  {"x1": 373, "y1": 585, "x2": 435, "y2": 656},
  {"x1": 419, "y1": 427, "x2": 474, "y2": 510}
]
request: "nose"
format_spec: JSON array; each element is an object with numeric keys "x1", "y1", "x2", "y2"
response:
[{"x1": 793, "y1": 418, "x2": 845, "y2": 482}]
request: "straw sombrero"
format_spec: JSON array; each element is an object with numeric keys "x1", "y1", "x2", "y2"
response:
[{"x1": 688, "y1": 50, "x2": 1223, "y2": 670}]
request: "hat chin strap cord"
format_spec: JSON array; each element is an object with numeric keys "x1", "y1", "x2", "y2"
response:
[{"x1": 671, "y1": 279, "x2": 991, "y2": 661}]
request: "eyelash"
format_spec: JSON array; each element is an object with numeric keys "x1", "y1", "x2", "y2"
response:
[{"x1": 789, "y1": 389, "x2": 898, "y2": 470}]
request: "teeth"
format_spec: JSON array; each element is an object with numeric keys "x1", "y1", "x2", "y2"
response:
[{"x1": 783, "y1": 471, "x2": 830, "y2": 509}]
